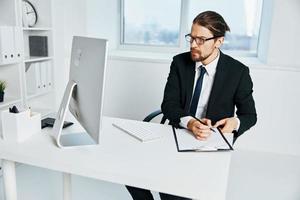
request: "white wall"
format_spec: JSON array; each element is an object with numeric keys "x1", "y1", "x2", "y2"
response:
[
  {"x1": 266, "y1": 0, "x2": 300, "y2": 66},
  {"x1": 103, "y1": 58, "x2": 169, "y2": 120},
  {"x1": 235, "y1": 66, "x2": 300, "y2": 155},
  {"x1": 52, "y1": 0, "x2": 87, "y2": 107},
  {"x1": 86, "y1": 0, "x2": 119, "y2": 49}
]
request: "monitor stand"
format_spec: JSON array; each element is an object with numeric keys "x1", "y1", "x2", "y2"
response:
[{"x1": 52, "y1": 80, "x2": 96, "y2": 148}]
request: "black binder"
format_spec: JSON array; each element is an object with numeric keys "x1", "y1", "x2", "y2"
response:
[
  {"x1": 29, "y1": 36, "x2": 48, "y2": 57},
  {"x1": 172, "y1": 126, "x2": 234, "y2": 152}
]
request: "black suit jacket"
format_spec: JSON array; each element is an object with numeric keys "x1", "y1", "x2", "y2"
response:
[{"x1": 161, "y1": 51, "x2": 257, "y2": 139}]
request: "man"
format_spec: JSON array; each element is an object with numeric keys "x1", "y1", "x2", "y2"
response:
[{"x1": 127, "y1": 10, "x2": 257, "y2": 200}]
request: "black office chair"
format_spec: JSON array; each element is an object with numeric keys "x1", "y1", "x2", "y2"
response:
[{"x1": 143, "y1": 109, "x2": 167, "y2": 124}]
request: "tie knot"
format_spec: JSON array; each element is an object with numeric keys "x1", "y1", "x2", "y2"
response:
[{"x1": 199, "y1": 66, "x2": 206, "y2": 75}]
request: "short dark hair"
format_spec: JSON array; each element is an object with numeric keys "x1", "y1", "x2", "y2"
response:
[{"x1": 193, "y1": 11, "x2": 230, "y2": 37}]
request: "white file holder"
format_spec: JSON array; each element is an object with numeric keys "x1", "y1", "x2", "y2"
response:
[
  {"x1": 0, "y1": 26, "x2": 23, "y2": 65},
  {"x1": 1, "y1": 109, "x2": 41, "y2": 143}
]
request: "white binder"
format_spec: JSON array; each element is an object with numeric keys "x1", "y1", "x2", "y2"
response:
[
  {"x1": 0, "y1": 26, "x2": 23, "y2": 65},
  {"x1": 36, "y1": 63, "x2": 42, "y2": 92},
  {"x1": 14, "y1": 27, "x2": 23, "y2": 62},
  {"x1": 40, "y1": 62, "x2": 48, "y2": 92},
  {"x1": 0, "y1": 27, "x2": 14, "y2": 65},
  {"x1": 46, "y1": 61, "x2": 53, "y2": 89},
  {"x1": 26, "y1": 63, "x2": 42, "y2": 95}
]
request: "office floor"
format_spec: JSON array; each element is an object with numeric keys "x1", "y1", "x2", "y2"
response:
[{"x1": 0, "y1": 164, "x2": 161, "y2": 200}]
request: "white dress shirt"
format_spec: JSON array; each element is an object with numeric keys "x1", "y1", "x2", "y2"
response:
[{"x1": 180, "y1": 52, "x2": 240, "y2": 130}]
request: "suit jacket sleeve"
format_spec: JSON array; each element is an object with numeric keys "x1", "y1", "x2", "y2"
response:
[
  {"x1": 234, "y1": 67, "x2": 257, "y2": 138},
  {"x1": 161, "y1": 59, "x2": 188, "y2": 127}
]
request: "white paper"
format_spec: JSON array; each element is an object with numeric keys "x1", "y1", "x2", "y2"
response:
[{"x1": 174, "y1": 128, "x2": 233, "y2": 151}]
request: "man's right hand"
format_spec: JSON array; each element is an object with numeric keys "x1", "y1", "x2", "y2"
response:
[{"x1": 187, "y1": 118, "x2": 213, "y2": 140}]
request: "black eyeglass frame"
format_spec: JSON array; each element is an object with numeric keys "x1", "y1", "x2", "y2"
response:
[{"x1": 185, "y1": 34, "x2": 224, "y2": 45}]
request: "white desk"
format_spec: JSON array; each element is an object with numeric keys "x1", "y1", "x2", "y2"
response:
[
  {"x1": 0, "y1": 117, "x2": 231, "y2": 200},
  {"x1": 226, "y1": 150, "x2": 300, "y2": 200},
  {"x1": 1, "y1": 117, "x2": 300, "y2": 200}
]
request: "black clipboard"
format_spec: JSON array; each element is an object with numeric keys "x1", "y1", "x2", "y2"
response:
[{"x1": 172, "y1": 126, "x2": 234, "y2": 152}]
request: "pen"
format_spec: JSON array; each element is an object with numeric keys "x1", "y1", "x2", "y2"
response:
[{"x1": 193, "y1": 117, "x2": 216, "y2": 133}]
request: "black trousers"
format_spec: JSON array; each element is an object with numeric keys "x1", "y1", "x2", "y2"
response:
[{"x1": 126, "y1": 186, "x2": 192, "y2": 200}]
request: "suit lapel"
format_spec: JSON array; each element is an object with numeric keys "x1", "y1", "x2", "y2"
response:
[
  {"x1": 185, "y1": 58, "x2": 196, "y2": 111},
  {"x1": 206, "y1": 51, "x2": 227, "y2": 117}
]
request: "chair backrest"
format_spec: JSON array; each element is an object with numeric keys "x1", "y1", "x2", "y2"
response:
[{"x1": 143, "y1": 109, "x2": 166, "y2": 124}]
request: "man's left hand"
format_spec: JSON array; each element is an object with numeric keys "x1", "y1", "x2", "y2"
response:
[{"x1": 213, "y1": 117, "x2": 238, "y2": 133}]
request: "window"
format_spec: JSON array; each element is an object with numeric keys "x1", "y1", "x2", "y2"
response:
[
  {"x1": 121, "y1": 0, "x2": 263, "y2": 55},
  {"x1": 121, "y1": 0, "x2": 182, "y2": 46}
]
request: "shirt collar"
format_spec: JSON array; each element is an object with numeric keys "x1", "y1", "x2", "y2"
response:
[{"x1": 195, "y1": 51, "x2": 220, "y2": 76}]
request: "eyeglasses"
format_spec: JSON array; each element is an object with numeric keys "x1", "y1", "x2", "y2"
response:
[{"x1": 185, "y1": 34, "x2": 223, "y2": 45}]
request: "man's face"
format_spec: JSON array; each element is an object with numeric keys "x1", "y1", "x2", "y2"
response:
[{"x1": 190, "y1": 24, "x2": 220, "y2": 62}]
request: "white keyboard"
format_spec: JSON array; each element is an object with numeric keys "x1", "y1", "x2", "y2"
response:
[{"x1": 112, "y1": 121, "x2": 162, "y2": 142}]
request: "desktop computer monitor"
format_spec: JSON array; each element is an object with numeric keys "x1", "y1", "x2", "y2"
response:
[{"x1": 53, "y1": 36, "x2": 108, "y2": 148}]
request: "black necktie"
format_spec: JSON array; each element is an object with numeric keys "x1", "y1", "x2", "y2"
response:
[{"x1": 189, "y1": 66, "x2": 206, "y2": 117}]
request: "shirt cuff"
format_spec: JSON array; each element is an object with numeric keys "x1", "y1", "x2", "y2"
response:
[
  {"x1": 179, "y1": 116, "x2": 194, "y2": 129},
  {"x1": 235, "y1": 117, "x2": 240, "y2": 131}
]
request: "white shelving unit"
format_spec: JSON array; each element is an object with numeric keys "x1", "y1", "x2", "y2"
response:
[
  {"x1": 0, "y1": 0, "x2": 56, "y2": 116},
  {"x1": 0, "y1": 0, "x2": 57, "y2": 177}
]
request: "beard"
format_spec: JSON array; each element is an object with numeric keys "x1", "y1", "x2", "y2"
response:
[{"x1": 190, "y1": 48, "x2": 213, "y2": 62}]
